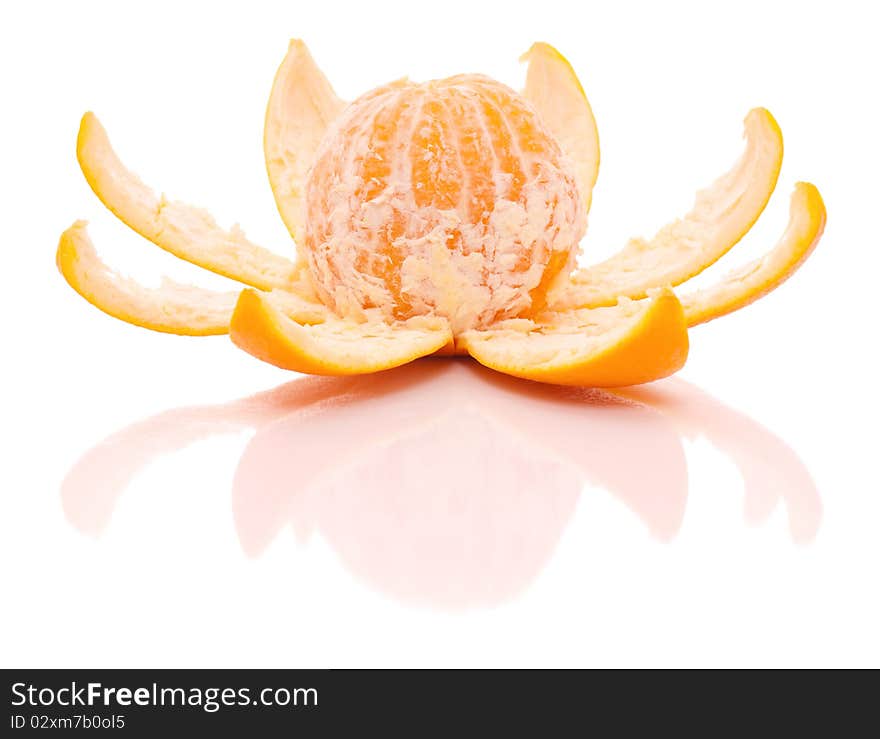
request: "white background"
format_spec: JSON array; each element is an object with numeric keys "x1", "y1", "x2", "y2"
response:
[{"x1": 1, "y1": 0, "x2": 878, "y2": 667}]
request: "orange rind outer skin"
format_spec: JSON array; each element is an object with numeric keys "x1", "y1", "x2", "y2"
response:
[
  {"x1": 264, "y1": 39, "x2": 345, "y2": 246},
  {"x1": 562, "y1": 107, "x2": 784, "y2": 309},
  {"x1": 77, "y1": 112, "x2": 301, "y2": 292},
  {"x1": 230, "y1": 289, "x2": 453, "y2": 375},
  {"x1": 521, "y1": 41, "x2": 599, "y2": 212},
  {"x1": 56, "y1": 222, "x2": 233, "y2": 336},
  {"x1": 463, "y1": 291, "x2": 689, "y2": 387},
  {"x1": 683, "y1": 183, "x2": 826, "y2": 327}
]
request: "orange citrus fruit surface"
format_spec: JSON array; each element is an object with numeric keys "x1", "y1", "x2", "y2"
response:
[{"x1": 303, "y1": 75, "x2": 586, "y2": 333}]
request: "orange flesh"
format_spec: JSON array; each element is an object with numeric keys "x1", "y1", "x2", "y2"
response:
[{"x1": 303, "y1": 75, "x2": 586, "y2": 333}]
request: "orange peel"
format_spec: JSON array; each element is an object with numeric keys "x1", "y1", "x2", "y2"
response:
[
  {"x1": 681, "y1": 183, "x2": 825, "y2": 326},
  {"x1": 57, "y1": 221, "x2": 237, "y2": 336},
  {"x1": 57, "y1": 40, "x2": 824, "y2": 388},
  {"x1": 230, "y1": 289, "x2": 452, "y2": 375},
  {"x1": 57, "y1": 221, "x2": 329, "y2": 334},
  {"x1": 77, "y1": 112, "x2": 307, "y2": 293},
  {"x1": 555, "y1": 107, "x2": 784, "y2": 308},
  {"x1": 264, "y1": 39, "x2": 346, "y2": 246},
  {"x1": 522, "y1": 42, "x2": 599, "y2": 213},
  {"x1": 459, "y1": 290, "x2": 688, "y2": 387}
]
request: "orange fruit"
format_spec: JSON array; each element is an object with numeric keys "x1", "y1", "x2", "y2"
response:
[
  {"x1": 56, "y1": 40, "x2": 824, "y2": 388},
  {"x1": 302, "y1": 75, "x2": 586, "y2": 333}
]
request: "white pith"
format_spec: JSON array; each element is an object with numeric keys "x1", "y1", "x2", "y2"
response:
[{"x1": 301, "y1": 76, "x2": 586, "y2": 334}]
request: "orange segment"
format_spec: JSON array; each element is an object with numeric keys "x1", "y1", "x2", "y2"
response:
[
  {"x1": 681, "y1": 183, "x2": 825, "y2": 326},
  {"x1": 555, "y1": 108, "x2": 783, "y2": 308},
  {"x1": 264, "y1": 40, "x2": 345, "y2": 246},
  {"x1": 230, "y1": 289, "x2": 453, "y2": 375},
  {"x1": 77, "y1": 112, "x2": 301, "y2": 291},
  {"x1": 459, "y1": 290, "x2": 689, "y2": 387},
  {"x1": 522, "y1": 42, "x2": 600, "y2": 212},
  {"x1": 57, "y1": 221, "x2": 237, "y2": 336}
]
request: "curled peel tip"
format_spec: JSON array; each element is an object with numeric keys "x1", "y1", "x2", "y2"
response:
[
  {"x1": 76, "y1": 112, "x2": 105, "y2": 157},
  {"x1": 746, "y1": 107, "x2": 780, "y2": 134},
  {"x1": 519, "y1": 42, "x2": 540, "y2": 62},
  {"x1": 77, "y1": 112, "x2": 95, "y2": 145},
  {"x1": 794, "y1": 182, "x2": 827, "y2": 226},
  {"x1": 519, "y1": 41, "x2": 560, "y2": 63},
  {"x1": 286, "y1": 39, "x2": 311, "y2": 57}
]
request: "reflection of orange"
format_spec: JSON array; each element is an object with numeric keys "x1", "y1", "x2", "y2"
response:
[
  {"x1": 304, "y1": 75, "x2": 586, "y2": 331},
  {"x1": 60, "y1": 364, "x2": 822, "y2": 610},
  {"x1": 287, "y1": 410, "x2": 584, "y2": 607},
  {"x1": 619, "y1": 380, "x2": 823, "y2": 544},
  {"x1": 231, "y1": 363, "x2": 687, "y2": 607}
]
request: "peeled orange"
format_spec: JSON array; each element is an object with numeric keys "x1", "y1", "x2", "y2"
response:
[{"x1": 56, "y1": 40, "x2": 825, "y2": 387}]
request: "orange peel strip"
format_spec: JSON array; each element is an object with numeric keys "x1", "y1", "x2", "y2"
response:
[
  {"x1": 459, "y1": 289, "x2": 689, "y2": 387},
  {"x1": 522, "y1": 42, "x2": 599, "y2": 212},
  {"x1": 77, "y1": 112, "x2": 303, "y2": 292},
  {"x1": 682, "y1": 183, "x2": 825, "y2": 326},
  {"x1": 57, "y1": 221, "x2": 237, "y2": 336},
  {"x1": 230, "y1": 289, "x2": 453, "y2": 375},
  {"x1": 556, "y1": 108, "x2": 783, "y2": 308},
  {"x1": 57, "y1": 222, "x2": 329, "y2": 335},
  {"x1": 264, "y1": 39, "x2": 345, "y2": 245}
]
